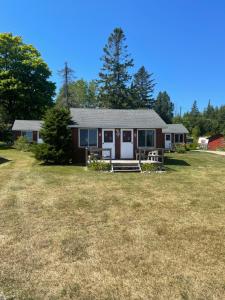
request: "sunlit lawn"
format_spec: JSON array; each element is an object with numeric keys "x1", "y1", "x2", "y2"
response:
[{"x1": 0, "y1": 147, "x2": 225, "y2": 299}]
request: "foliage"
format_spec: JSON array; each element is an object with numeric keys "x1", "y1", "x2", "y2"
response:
[
  {"x1": 56, "y1": 79, "x2": 98, "y2": 108},
  {"x1": 173, "y1": 100, "x2": 225, "y2": 137},
  {"x1": 185, "y1": 143, "x2": 198, "y2": 151},
  {"x1": 33, "y1": 107, "x2": 73, "y2": 164},
  {"x1": 14, "y1": 136, "x2": 31, "y2": 151},
  {"x1": 131, "y1": 66, "x2": 156, "y2": 108},
  {"x1": 141, "y1": 162, "x2": 162, "y2": 172},
  {"x1": 88, "y1": 161, "x2": 111, "y2": 171},
  {"x1": 175, "y1": 144, "x2": 186, "y2": 153},
  {"x1": 97, "y1": 28, "x2": 134, "y2": 108},
  {"x1": 154, "y1": 91, "x2": 174, "y2": 123},
  {"x1": 0, "y1": 120, "x2": 13, "y2": 144},
  {"x1": 0, "y1": 33, "x2": 55, "y2": 124}
]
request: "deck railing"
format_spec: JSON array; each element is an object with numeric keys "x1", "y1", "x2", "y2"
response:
[
  {"x1": 136, "y1": 148, "x2": 164, "y2": 165},
  {"x1": 85, "y1": 147, "x2": 112, "y2": 166}
]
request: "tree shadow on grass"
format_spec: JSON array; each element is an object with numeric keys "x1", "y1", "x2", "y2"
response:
[
  {"x1": 0, "y1": 157, "x2": 11, "y2": 165},
  {"x1": 164, "y1": 156, "x2": 190, "y2": 167},
  {"x1": 0, "y1": 143, "x2": 13, "y2": 150}
]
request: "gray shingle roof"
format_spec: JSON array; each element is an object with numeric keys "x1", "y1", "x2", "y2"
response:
[
  {"x1": 12, "y1": 109, "x2": 167, "y2": 131},
  {"x1": 12, "y1": 120, "x2": 43, "y2": 131},
  {"x1": 70, "y1": 108, "x2": 167, "y2": 128},
  {"x1": 162, "y1": 124, "x2": 189, "y2": 134}
]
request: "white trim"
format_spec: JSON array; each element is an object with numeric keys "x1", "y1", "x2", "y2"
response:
[
  {"x1": 174, "y1": 133, "x2": 184, "y2": 143},
  {"x1": 165, "y1": 133, "x2": 172, "y2": 149},
  {"x1": 137, "y1": 129, "x2": 156, "y2": 148},
  {"x1": 78, "y1": 128, "x2": 98, "y2": 148},
  {"x1": 120, "y1": 129, "x2": 134, "y2": 159},
  {"x1": 102, "y1": 129, "x2": 115, "y2": 159}
]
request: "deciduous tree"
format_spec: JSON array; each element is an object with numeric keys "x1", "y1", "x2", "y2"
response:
[{"x1": 0, "y1": 33, "x2": 55, "y2": 124}]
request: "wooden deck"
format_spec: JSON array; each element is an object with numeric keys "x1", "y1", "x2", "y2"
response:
[{"x1": 103, "y1": 160, "x2": 161, "y2": 164}]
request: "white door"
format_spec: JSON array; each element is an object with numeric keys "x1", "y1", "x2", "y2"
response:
[
  {"x1": 102, "y1": 129, "x2": 115, "y2": 159},
  {"x1": 165, "y1": 134, "x2": 171, "y2": 149},
  {"x1": 121, "y1": 129, "x2": 133, "y2": 159}
]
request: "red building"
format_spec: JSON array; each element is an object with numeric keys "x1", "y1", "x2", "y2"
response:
[{"x1": 207, "y1": 134, "x2": 225, "y2": 150}]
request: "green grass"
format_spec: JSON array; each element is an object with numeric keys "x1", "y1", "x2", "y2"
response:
[{"x1": 0, "y1": 148, "x2": 225, "y2": 299}]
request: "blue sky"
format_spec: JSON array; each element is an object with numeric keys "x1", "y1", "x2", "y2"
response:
[{"x1": 1, "y1": 0, "x2": 225, "y2": 113}]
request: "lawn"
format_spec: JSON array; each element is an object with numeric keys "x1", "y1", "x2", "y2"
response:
[{"x1": 0, "y1": 148, "x2": 225, "y2": 299}]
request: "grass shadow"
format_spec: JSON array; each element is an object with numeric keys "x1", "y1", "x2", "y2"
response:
[
  {"x1": 0, "y1": 157, "x2": 11, "y2": 164},
  {"x1": 164, "y1": 156, "x2": 190, "y2": 167},
  {"x1": 0, "y1": 143, "x2": 13, "y2": 150}
]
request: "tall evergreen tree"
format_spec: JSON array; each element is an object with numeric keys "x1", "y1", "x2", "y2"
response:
[
  {"x1": 190, "y1": 100, "x2": 199, "y2": 116},
  {"x1": 154, "y1": 91, "x2": 174, "y2": 123},
  {"x1": 131, "y1": 66, "x2": 156, "y2": 108},
  {"x1": 98, "y1": 28, "x2": 134, "y2": 108}
]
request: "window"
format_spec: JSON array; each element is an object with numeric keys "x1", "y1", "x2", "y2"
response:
[
  {"x1": 22, "y1": 131, "x2": 33, "y2": 142},
  {"x1": 122, "y1": 130, "x2": 132, "y2": 143},
  {"x1": 79, "y1": 129, "x2": 97, "y2": 147},
  {"x1": 138, "y1": 130, "x2": 155, "y2": 147},
  {"x1": 175, "y1": 134, "x2": 183, "y2": 143},
  {"x1": 166, "y1": 134, "x2": 171, "y2": 141},
  {"x1": 104, "y1": 130, "x2": 113, "y2": 143}
]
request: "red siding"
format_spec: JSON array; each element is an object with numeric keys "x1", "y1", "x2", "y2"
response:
[
  {"x1": 71, "y1": 128, "x2": 85, "y2": 164},
  {"x1": 14, "y1": 131, "x2": 21, "y2": 140},
  {"x1": 133, "y1": 129, "x2": 137, "y2": 158},
  {"x1": 156, "y1": 129, "x2": 164, "y2": 148},
  {"x1": 208, "y1": 135, "x2": 225, "y2": 150},
  {"x1": 98, "y1": 128, "x2": 102, "y2": 148},
  {"x1": 33, "y1": 131, "x2": 38, "y2": 142},
  {"x1": 115, "y1": 129, "x2": 121, "y2": 159}
]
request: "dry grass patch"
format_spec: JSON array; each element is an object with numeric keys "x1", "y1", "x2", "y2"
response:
[{"x1": 0, "y1": 148, "x2": 225, "y2": 299}]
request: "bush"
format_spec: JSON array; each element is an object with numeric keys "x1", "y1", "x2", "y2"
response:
[
  {"x1": 141, "y1": 163, "x2": 162, "y2": 172},
  {"x1": 88, "y1": 161, "x2": 111, "y2": 171},
  {"x1": 32, "y1": 143, "x2": 71, "y2": 164},
  {"x1": 34, "y1": 107, "x2": 73, "y2": 164},
  {"x1": 14, "y1": 136, "x2": 31, "y2": 151},
  {"x1": 2, "y1": 129, "x2": 13, "y2": 145},
  {"x1": 216, "y1": 147, "x2": 225, "y2": 151},
  {"x1": 185, "y1": 142, "x2": 198, "y2": 151},
  {"x1": 175, "y1": 144, "x2": 186, "y2": 153}
]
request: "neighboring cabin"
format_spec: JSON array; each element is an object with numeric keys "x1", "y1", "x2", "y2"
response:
[
  {"x1": 162, "y1": 124, "x2": 189, "y2": 150},
  {"x1": 12, "y1": 108, "x2": 189, "y2": 163}
]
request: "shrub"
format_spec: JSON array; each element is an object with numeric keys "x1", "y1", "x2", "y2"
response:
[
  {"x1": 35, "y1": 107, "x2": 73, "y2": 164},
  {"x1": 175, "y1": 144, "x2": 186, "y2": 153},
  {"x1": 88, "y1": 161, "x2": 111, "y2": 171},
  {"x1": 14, "y1": 136, "x2": 31, "y2": 151},
  {"x1": 216, "y1": 147, "x2": 225, "y2": 151},
  {"x1": 185, "y1": 142, "x2": 198, "y2": 151},
  {"x1": 141, "y1": 163, "x2": 162, "y2": 172},
  {"x1": 2, "y1": 129, "x2": 13, "y2": 145}
]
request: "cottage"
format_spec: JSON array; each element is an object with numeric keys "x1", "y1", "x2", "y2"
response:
[
  {"x1": 12, "y1": 120, "x2": 43, "y2": 144},
  {"x1": 162, "y1": 124, "x2": 189, "y2": 150},
  {"x1": 12, "y1": 108, "x2": 167, "y2": 162}
]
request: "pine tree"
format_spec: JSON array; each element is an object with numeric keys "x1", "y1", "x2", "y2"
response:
[
  {"x1": 33, "y1": 107, "x2": 73, "y2": 164},
  {"x1": 131, "y1": 66, "x2": 155, "y2": 108},
  {"x1": 58, "y1": 62, "x2": 75, "y2": 107},
  {"x1": 98, "y1": 28, "x2": 134, "y2": 108},
  {"x1": 154, "y1": 91, "x2": 174, "y2": 123},
  {"x1": 190, "y1": 100, "x2": 199, "y2": 116}
]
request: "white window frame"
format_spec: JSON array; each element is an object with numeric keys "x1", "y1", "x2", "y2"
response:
[
  {"x1": 79, "y1": 128, "x2": 98, "y2": 148},
  {"x1": 137, "y1": 129, "x2": 156, "y2": 148}
]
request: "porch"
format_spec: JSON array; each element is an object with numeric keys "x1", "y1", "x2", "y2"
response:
[{"x1": 85, "y1": 147, "x2": 165, "y2": 172}]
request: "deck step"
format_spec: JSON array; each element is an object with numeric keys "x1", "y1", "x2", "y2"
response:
[{"x1": 112, "y1": 162, "x2": 141, "y2": 173}]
